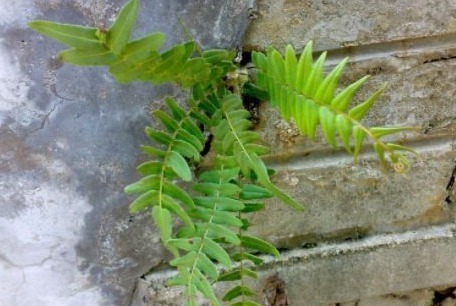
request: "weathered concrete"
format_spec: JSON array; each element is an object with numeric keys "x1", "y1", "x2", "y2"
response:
[
  {"x1": 134, "y1": 224, "x2": 456, "y2": 305},
  {"x1": 247, "y1": 0, "x2": 456, "y2": 248},
  {"x1": 0, "y1": 0, "x2": 254, "y2": 305},
  {"x1": 244, "y1": 0, "x2": 456, "y2": 52},
  {"x1": 137, "y1": 0, "x2": 456, "y2": 304}
]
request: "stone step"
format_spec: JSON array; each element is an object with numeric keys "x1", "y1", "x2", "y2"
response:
[{"x1": 133, "y1": 223, "x2": 456, "y2": 305}]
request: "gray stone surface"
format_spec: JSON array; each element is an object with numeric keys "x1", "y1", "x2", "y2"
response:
[
  {"x1": 244, "y1": 0, "x2": 456, "y2": 52},
  {"x1": 134, "y1": 224, "x2": 456, "y2": 305},
  {"x1": 0, "y1": 0, "x2": 254, "y2": 305}
]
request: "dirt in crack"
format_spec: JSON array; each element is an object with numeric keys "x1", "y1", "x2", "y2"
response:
[
  {"x1": 432, "y1": 286, "x2": 456, "y2": 305},
  {"x1": 444, "y1": 164, "x2": 456, "y2": 204}
]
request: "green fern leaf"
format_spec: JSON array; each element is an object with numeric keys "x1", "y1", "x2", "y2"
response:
[
  {"x1": 57, "y1": 46, "x2": 116, "y2": 66},
  {"x1": 167, "y1": 150, "x2": 192, "y2": 181},
  {"x1": 203, "y1": 238, "x2": 232, "y2": 268},
  {"x1": 207, "y1": 223, "x2": 240, "y2": 245},
  {"x1": 222, "y1": 285, "x2": 255, "y2": 301},
  {"x1": 106, "y1": 0, "x2": 139, "y2": 54},
  {"x1": 240, "y1": 235, "x2": 280, "y2": 258},
  {"x1": 254, "y1": 42, "x2": 416, "y2": 171},
  {"x1": 128, "y1": 190, "x2": 158, "y2": 213},
  {"x1": 28, "y1": 20, "x2": 102, "y2": 48}
]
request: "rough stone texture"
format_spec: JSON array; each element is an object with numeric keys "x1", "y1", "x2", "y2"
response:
[
  {"x1": 138, "y1": 0, "x2": 456, "y2": 305},
  {"x1": 0, "y1": 0, "x2": 254, "y2": 305},
  {"x1": 245, "y1": 0, "x2": 456, "y2": 248},
  {"x1": 134, "y1": 224, "x2": 456, "y2": 305},
  {"x1": 244, "y1": 0, "x2": 456, "y2": 52}
]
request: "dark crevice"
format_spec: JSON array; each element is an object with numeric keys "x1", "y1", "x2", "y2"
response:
[
  {"x1": 242, "y1": 93, "x2": 261, "y2": 127},
  {"x1": 432, "y1": 287, "x2": 456, "y2": 305},
  {"x1": 444, "y1": 163, "x2": 456, "y2": 205},
  {"x1": 200, "y1": 133, "x2": 213, "y2": 157},
  {"x1": 423, "y1": 55, "x2": 456, "y2": 64}
]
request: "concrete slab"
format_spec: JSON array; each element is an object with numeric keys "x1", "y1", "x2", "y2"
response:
[{"x1": 135, "y1": 223, "x2": 456, "y2": 305}]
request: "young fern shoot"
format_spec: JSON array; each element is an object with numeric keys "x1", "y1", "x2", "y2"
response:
[{"x1": 29, "y1": 0, "x2": 417, "y2": 304}]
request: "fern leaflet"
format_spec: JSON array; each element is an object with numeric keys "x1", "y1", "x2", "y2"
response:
[{"x1": 253, "y1": 42, "x2": 417, "y2": 171}]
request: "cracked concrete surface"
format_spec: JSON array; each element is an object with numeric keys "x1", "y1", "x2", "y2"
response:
[{"x1": 0, "y1": 0, "x2": 254, "y2": 305}]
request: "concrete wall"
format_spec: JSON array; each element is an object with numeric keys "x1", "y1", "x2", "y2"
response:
[
  {"x1": 2, "y1": 0, "x2": 456, "y2": 305},
  {"x1": 135, "y1": 0, "x2": 456, "y2": 305},
  {"x1": 0, "y1": 1, "x2": 253, "y2": 305}
]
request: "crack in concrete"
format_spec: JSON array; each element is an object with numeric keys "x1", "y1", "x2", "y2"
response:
[
  {"x1": 30, "y1": 99, "x2": 64, "y2": 134},
  {"x1": 444, "y1": 163, "x2": 456, "y2": 205}
]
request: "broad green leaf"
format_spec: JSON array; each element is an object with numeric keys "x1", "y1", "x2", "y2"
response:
[
  {"x1": 352, "y1": 125, "x2": 366, "y2": 162},
  {"x1": 167, "y1": 151, "x2": 192, "y2": 181},
  {"x1": 154, "y1": 42, "x2": 195, "y2": 79},
  {"x1": 240, "y1": 184, "x2": 273, "y2": 200},
  {"x1": 218, "y1": 268, "x2": 257, "y2": 282},
  {"x1": 296, "y1": 41, "x2": 313, "y2": 92},
  {"x1": 176, "y1": 129, "x2": 204, "y2": 152},
  {"x1": 216, "y1": 197, "x2": 245, "y2": 211},
  {"x1": 232, "y1": 252, "x2": 264, "y2": 265},
  {"x1": 196, "y1": 253, "x2": 218, "y2": 280},
  {"x1": 241, "y1": 202, "x2": 265, "y2": 213},
  {"x1": 170, "y1": 251, "x2": 198, "y2": 267},
  {"x1": 203, "y1": 238, "x2": 231, "y2": 268},
  {"x1": 136, "y1": 161, "x2": 164, "y2": 176},
  {"x1": 195, "y1": 196, "x2": 244, "y2": 211},
  {"x1": 193, "y1": 183, "x2": 220, "y2": 196},
  {"x1": 162, "y1": 194, "x2": 193, "y2": 226},
  {"x1": 314, "y1": 57, "x2": 348, "y2": 103},
  {"x1": 208, "y1": 223, "x2": 240, "y2": 245},
  {"x1": 173, "y1": 140, "x2": 200, "y2": 161},
  {"x1": 167, "y1": 238, "x2": 199, "y2": 252},
  {"x1": 140, "y1": 145, "x2": 166, "y2": 158},
  {"x1": 58, "y1": 46, "x2": 116, "y2": 66},
  {"x1": 162, "y1": 181, "x2": 194, "y2": 208},
  {"x1": 28, "y1": 20, "x2": 102, "y2": 48},
  {"x1": 335, "y1": 114, "x2": 353, "y2": 153},
  {"x1": 285, "y1": 44, "x2": 297, "y2": 87},
  {"x1": 129, "y1": 190, "x2": 158, "y2": 213},
  {"x1": 370, "y1": 126, "x2": 417, "y2": 138},
  {"x1": 154, "y1": 110, "x2": 179, "y2": 132},
  {"x1": 348, "y1": 84, "x2": 386, "y2": 121},
  {"x1": 203, "y1": 49, "x2": 235, "y2": 64},
  {"x1": 182, "y1": 118, "x2": 205, "y2": 143},
  {"x1": 218, "y1": 269, "x2": 242, "y2": 282},
  {"x1": 124, "y1": 175, "x2": 160, "y2": 194},
  {"x1": 107, "y1": 0, "x2": 139, "y2": 54},
  {"x1": 319, "y1": 106, "x2": 337, "y2": 147},
  {"x1": 303, "y1": 51, "x2": 326, "y2": 96},
  {"x1": 122, "y1": 32, "x2": 165, "y2": 57},
  {"x1": 241, "y1": 235, "x2": 280, "y2": 258},
  {"x1": 165, "y1": 97, "x2": 186, "y2": 120},
  {"x1": 330, "y1": 75, "x2": 369, "y2": 111},
  {"x1": 213, "y1": 211, "x2": 243, "y2": 227},
  {"x1": 199, "y1": 168, "x2": 239, "y2": 184},
  {"x1": 222, "y1": 285, "x2": 255, "y2": 302},
  {"x1": 249, "y1": 154, "x2": 304, "y2": 211},
  {"x1": 145, "y1": 127, "x2": 173, "y2": 146},
  {"x1": 373, "y1": 143, "x2": 387, "y2": 170},
  {"x1": 193, "y1": 269, "x2": 220, "y2": 306},
  {"x1": 151, "y1": 206, "x2": 176, "y2": 254},
  {"x1": 269, "y1": 49, "x2": 285, "y2": 84},
  {"x1": 386, "y1": 143, "x2": 418, "y2": 154}
]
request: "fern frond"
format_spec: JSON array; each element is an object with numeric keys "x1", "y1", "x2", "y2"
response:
[
  {"x1": 213, "y1": 93, "x2": 304, "y2": 210},
  {"x1": 29, "y1": 0, "x2": 236, "y2": 88},
  {"x1": 253, "y1": 42, "x2": 417, "y2": 171},
  {"x1": 125, "y1": 97, "x2": 206, "y2": 257}
]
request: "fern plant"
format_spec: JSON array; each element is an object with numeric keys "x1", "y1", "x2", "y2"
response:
[{"x1": 29, "y1": 0, "x2": 417, "y2": 304}]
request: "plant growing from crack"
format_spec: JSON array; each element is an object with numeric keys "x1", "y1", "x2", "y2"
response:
[{"x1": 29, "y1": 0, "x2": 417, "y2": 304}]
